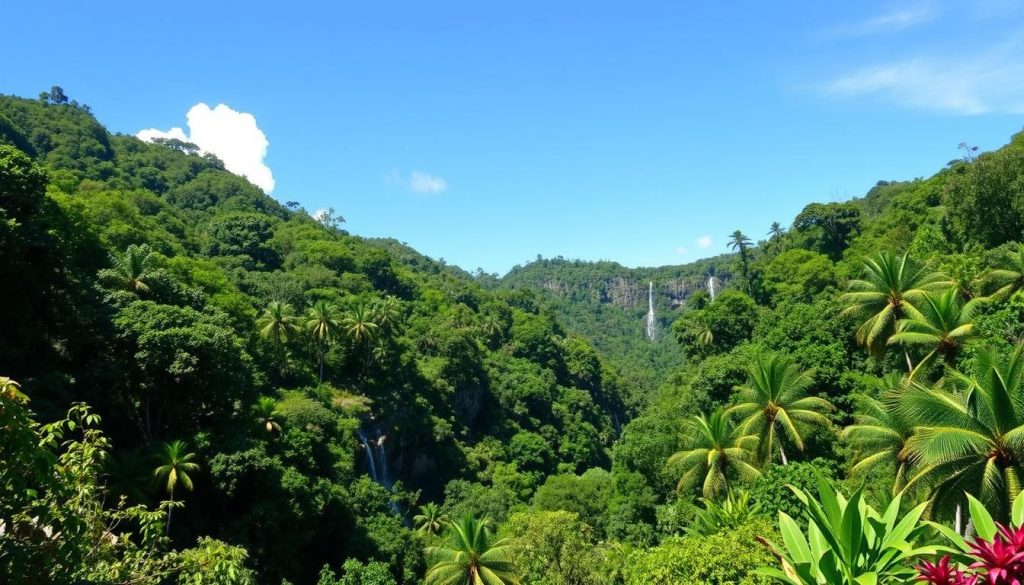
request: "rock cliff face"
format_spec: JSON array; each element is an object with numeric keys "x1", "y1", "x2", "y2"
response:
[{"x1": 538, "y1": 273, "x2": 725, "y2": 309}]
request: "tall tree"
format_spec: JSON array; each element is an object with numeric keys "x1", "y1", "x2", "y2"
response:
[
  {"x1": 414, "y1": 502, "x2": 449, "y2": 537},
  {"x1": 342, "y1": 303, "x2": 380, "y2": 346},
  {"x1": 373, "y1": 295, "x2": 403, "y2": 335},
  {"x1": 425, "y1": 515, "x2": 520, "y2": 585},
  {"x1": 842, "y1": 374, "x2": 916, "y2": 496},
  {"x1": 840, "y1": 252, "x2": 950, "y2": 357},
  {"x1": 257, "y1": 301, "x2": 300, "y2": 376},
  {"x1": 768, "y1": 222, "x2": 786, "y2": 240},
  {"x1": 152, "y1": 440, "x2": 200, "y2": 535},
  {"x1": 888, "y1": 288, "x2": 983, "y2": 379},
  {"x1": 901, "y1": 345, "x2": 1024, "y2": 523},
  {"x1": 666, "y1": 407, "x2": 761, "y2": 498},
  {"x1": 728, "y1": 230, "x2": 753, "y2": 291},
  {"x1": 976, "y1": 243, "x2": 1024, "y2": 301},
  {"x1": 306, "y1": 300, "x2": 340, "y2": 383},
  {"x1": 100, "y1": 244, "x2": 156, "y2": 295},
  {"x1": 252, "y1": 396, "x2": 282, "y2": 435},
  {"x1": 728, "y1": 355, "x2": 832, "y2": 465}
]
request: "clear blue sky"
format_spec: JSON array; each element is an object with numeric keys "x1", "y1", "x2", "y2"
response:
[{"x1": 6, "y1": 1, "x2": 1024, "y2": 274}]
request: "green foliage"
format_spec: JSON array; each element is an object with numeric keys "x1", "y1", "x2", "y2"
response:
[
  {"x1": 177, "y1": 537, "x2": 256, "y2": 585},
  {"x1": 748, "y1": 459, "x2": 838, "y2": 521},
  {"x1": 0, "y1": 390, "x2": 253, "y2": 584},
  {"x1": 501, "y1": 510, "x2": 601, "y2": 585},
  {"x1": 623, "y1": 520, "x2": 776, "y2": 585},
  {"x1": 945, "y1": 132, "x2": 1024, "y2": 247},
  {"x1": 532, "y1": 468, "x2": 613, "y2": 536},
  {"x1": 756, "y1": 474, "x2": 941, "y2": 585},
  {"x1": 762, "y1": 249, "x2": 837, "y2": 304},
  {"x1": 685, "y1": 490, "x2": 762, "y2": 537},
  {"x1": 792, "y1": 202, "x2": 861, "y2": 260},
  {"x1": 673, "y1": 290, "x2": 760, "y2": 357}
]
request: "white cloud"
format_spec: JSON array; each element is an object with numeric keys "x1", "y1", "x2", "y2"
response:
[
  {"x1": 408, "y1": 171, "x2": 448, "y2": 194},
  {"x1": 137, "y1": 103, "x2": 275, "y2": 192},
  {"x1": 819, "y1": 48, "x2": 1024, "y2": 114},
  {"x1": 696, "y1": 235, "x2": 713, "y2": 249},
  {"x1": 674, "y1": 246, "x2": 689, "y2": 255},
  {"x1": 826, "y1": 6, "x2": 937, "y2": 38}
]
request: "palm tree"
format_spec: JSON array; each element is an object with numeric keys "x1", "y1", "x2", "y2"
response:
[
  {"x1": 101, "y1": 243, "x2": 156, "y2": 295},
  {"x1": 306, "y1": 300, "x2": 340, "y2": 383},
  {"x1": 840, "y1": 251, "x2": 950, "y2": 357},
  {"x1": 425, "y1": 515, "x2": 520, "y2": 585},
  {"x1": 728, "y1": 355, "x2": 832, "y2": 466},
  {"x1": 373, "y1": 295, "x2": 402, "y2": 334},
  {"x1": 841, "y1": 374, "x2": 916, "y2": 496},
  {"x1": 728, "y1": 230, "x2": 753, "y2": 290},
  {"x1": 414, "y1": 502, "x2": 449, "y2": 537},
  {"x1": 479, "y1": 313, "x2": 504, "y2": 348},
  {"x1": 900, "y1": 345, "x2": 1024, "y2": 523},
  {"x1": 252, "y1": 396, "x2": 281, "y2": 435},
  {"x1": 152, "y1": 440, "x2": 200, "y2": 534},
  {"x1": 888, "y1": 288, "x2": 984, "y2": 379},
  {"x1": 342, "y1": 303, "x2": 380, "y2": 346},
  {"x1": 976, "y1": 244, "x2": 1024, "y2": 301},
  {"x1": 768, "y1": 222, "x2": 786, "y2": 240},
  {"x1": 666, "y1": 407, "x2": 761, "y2": 499},
  {"x1": 257, "y1": 301, "x2": 300, "y2": 376}
]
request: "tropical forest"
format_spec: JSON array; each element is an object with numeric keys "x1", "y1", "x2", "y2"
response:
[{"x1": 6, "y1": 9, "x2": 1024, "y2": 585}]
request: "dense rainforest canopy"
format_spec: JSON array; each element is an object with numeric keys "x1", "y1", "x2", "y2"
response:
[{"x1": 4, "y1": 90, "x2": 1024, "y2": 585}]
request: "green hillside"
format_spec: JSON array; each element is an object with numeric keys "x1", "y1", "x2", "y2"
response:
[{"x1": 6, "y1": 89, "x2": 1024, "y2": 585}]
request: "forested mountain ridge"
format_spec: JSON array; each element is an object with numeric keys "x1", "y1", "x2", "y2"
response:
[
  {"x1": 8, "y1": 87, "x2": 1024, "y2": 585},
  {"x1": 0, "y1": 92, "x2": 632, "y2": 583}
]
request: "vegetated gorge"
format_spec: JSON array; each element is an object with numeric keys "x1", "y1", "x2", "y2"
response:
[{"x1": 6, "y1": 89, "x2": 1024, "y2": 585}]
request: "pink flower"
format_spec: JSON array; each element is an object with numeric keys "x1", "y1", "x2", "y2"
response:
[{"x1": 917, "y1": 556, "x2": 978, "y2": 585}]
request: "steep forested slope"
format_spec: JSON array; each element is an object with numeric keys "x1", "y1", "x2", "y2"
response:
[{"x1": 0, "y1": 93, "x2": 632, "y2": 583}]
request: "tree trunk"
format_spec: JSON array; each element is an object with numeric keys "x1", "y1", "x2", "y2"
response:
[
  {"x1": 319, "y1": 347, "x2": 325, "y2": 384},
  {"x1": 166, "y1": 491, "x2": 175, "y2": 536}
]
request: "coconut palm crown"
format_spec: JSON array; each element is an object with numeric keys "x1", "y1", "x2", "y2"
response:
[
  {"x1": 728, "y1": 354, "x2": 832, "y2": 465},
  {"x1": 840, "y1": 251, "x2": 950, "y2": 356},
  {"x1": 425, "y1": 515, "x2": 520, "y2": 585},
  {"x1": 667, "y1": 407, "x2": 760, "y2": 498}
]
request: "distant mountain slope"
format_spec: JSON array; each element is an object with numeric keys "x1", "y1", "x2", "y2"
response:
[{"x1": 499, "y1": 255, "x2": 734, "y2": 392}]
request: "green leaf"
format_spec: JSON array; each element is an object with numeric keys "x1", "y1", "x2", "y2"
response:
[
  {"x1": 923, "y1": 520, "x2": 968, "y2": 552},
  {"x1": 1013, "y1": 490, "x2": 1024, "y2": 527},
  {"x1": 780, "y1": 512, "x2": 812, "y2": 563},
  {"x1": 841, "y1": 489, "x2": 864, "y2": 567},
  {"x1": 855, "y1": 572, "x2": 878, "y2": 585},
  {"x1": 967, "y1": 493, "x2": 997, "y2": 541}
]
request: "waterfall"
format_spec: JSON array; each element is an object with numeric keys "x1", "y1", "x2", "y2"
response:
[
  {"x1": 358, "y1": 428, "x2": 401, "y2": 516},
  {"x1": 374, "y1": 436, "x2": 394, "y2": 490},
  {"x1": 358, "y1": 429, "x2": 380, "y2": 483},
  {"x1": 645, "y1": 281, "x2": 656, "y2": 341},
  {"x1": 707, "y1": 275, "x2": 716, "y2": 300}
]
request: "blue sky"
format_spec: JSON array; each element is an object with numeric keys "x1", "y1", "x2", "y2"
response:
[{"x1": 6, "y1": 1, "x2": 1024, "y2": 274}]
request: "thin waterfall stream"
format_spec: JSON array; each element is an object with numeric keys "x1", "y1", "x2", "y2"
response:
[{"x1": 645, "y1": 281, "x2": 656, "y2": 341}]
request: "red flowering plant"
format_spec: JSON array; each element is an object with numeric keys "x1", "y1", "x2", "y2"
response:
[{"x1": 918, "y1": 494, "x2": 1024, "y2": 585}]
